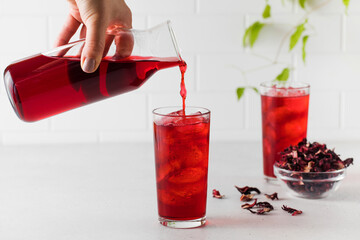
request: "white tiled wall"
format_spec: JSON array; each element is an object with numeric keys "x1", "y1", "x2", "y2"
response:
[{"x1": 0, "y1": 0, "x2": 360, "y2": 145}]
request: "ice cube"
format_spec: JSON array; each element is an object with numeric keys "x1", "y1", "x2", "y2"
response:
[
  {"x1": 156, "y1": 161, "x2": 181, "y2": 183},
  {"x1": 167, "y1": 167, "x2": 206, "y2": 184},
  {"x1": 170, "y1": 180, "x2": 207, "y2": 199},
  {"x1": 168, "y1": 110, "x2": 184, "y2": 116},
  {"x1": 157, "y1": 189, "x2": 183, "y2": 206},
  {"x1": 181, "y1": 143, "x2": 209, "y2": 168},
  {"x1": 167, "y1": 168, "x2": 207, "y2": 188},
  {"x1": 157, "y1": 167, "x2": 207, "y2": 205}
]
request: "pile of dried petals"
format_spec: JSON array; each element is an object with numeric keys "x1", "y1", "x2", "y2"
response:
[
  {"x1": 275, "y1": 138, "x2": 354, "y2": 198},
  {"x1": 276, "y1": 138, "x2": 353, "y2": 172}
]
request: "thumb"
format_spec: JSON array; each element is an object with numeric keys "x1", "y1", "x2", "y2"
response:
[{"x1": 81, "y1": 18, "x2": 107, "y2": 73}]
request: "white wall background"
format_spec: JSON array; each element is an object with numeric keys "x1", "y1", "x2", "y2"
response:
[{"x1": 0, "y1": 0, "x2": 360, "y2": 145}]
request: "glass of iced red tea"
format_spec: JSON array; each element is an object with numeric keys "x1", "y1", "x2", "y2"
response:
[
  {"x1": 153, "y1": 106, "x2": 210, "y2": 228},
  {"x1": 260, "y1": 82, "x2": 310, "y2": 180}
]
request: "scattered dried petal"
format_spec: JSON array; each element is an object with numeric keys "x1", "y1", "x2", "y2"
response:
[
  {"x1": 256, "y1": 207, "x2": 273, "y2": 215},
  {"x1": 247, "y1": 209, "x2": 257, "y2": 214},
  {"x1": 256, "y1": 201, "x2": 274, "y2": 211},
  {"x1": 212, "y1": 189, "x2": 225, "y2": 199},
  {"x1": 240, "y1": 194, "x2": 254, "y2": 202},
  {"x1": 241, "y1": 199, "x2": 257, "y2": 209},
  {"x1": 264, "y1": 192, "x2": 279, "y2": 200},
  {"x1": 291, "y1": 211, "x2": 303, "y2": 216},
  {"x1": 282, "y1": 205, "x2": 303, "y2": 216},
  {"x1": 247, "y1": 208, "x2": 271, "y2": 215},
  {"x1": 243, "y1": 200, "x2": 274, "y2": 215},
  {"x1": 247, "y1": 207, "x2": 272, "y2": 215},
  {"x1": 235, "y1": 185, "x2": 261, "y2": 195}
]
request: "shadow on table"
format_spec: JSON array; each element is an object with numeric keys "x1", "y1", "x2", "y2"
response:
[{"x1": 205, "y1": 215, "x2": 281, "y2": 229}]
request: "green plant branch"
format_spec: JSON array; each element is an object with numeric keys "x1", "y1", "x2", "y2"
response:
[
  {"x1": 242, "y1": 0, "x2": 334, "y2": 77},
  {"x1": 237, "y1": 0, "x2": 347, "y2": 100},
  {"x1": 249, "y1": 52, "x2": 274, "y2": 63},
  {"x1": 229, "y1": 65, "x2": 248, "y2": 81},
  {"x1": 242, "y1": 63, "x2": 276, "y2": 74},
  {"x1": 274, "y1": 0, "x2": 333, "y2": 62},
  {"x1": 304, "y1": 0, "x2": 333, "y2": 17}
]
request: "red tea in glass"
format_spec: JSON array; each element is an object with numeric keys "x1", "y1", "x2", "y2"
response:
[
  {"x1": 153, "y1": 107, "x2": 210, "y2": 228},
  {"x1": 260, "y1": 82, "x2": 310, "y2": 179}
]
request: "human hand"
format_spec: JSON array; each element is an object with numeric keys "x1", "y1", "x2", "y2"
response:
[{"x1": 55, "y1": 0, "x2": 133, "y2": 73}]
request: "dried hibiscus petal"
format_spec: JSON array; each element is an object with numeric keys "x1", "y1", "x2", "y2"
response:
[
  {"x1": 240, "y1": 194, "x2": 254, "y2": 202},
  {"x1": 343, "y1": 158, "x2": 354, "y2": 168},
  {"x1": 243, "y1": 200, "x2": 274, "y2": 215},
  {"x1": 212, "y1": 189, "x2": 225, "y2": 199},
  {"x1": 256, "y1": 201, "x2": 274, "y2": 210},
  {"x1": 241, "y1": 199, "x2": 257, "y2": 209},
  {"x1": 235, "y1": 185, "x2": 261, "y2": 195},
  {"x1": 249, "y1": 207, "x2": 273, "y2": 215},
  {"x1": 265, "y1": 192, "x2": 279, "y2": 200},
  {"x1": 282, "y1": 205, "x2": 303, "y2": 216}
]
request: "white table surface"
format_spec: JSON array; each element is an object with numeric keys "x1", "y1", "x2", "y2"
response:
[{"x1": 0, "y1": 142, "x2": 359, "y2": 240}]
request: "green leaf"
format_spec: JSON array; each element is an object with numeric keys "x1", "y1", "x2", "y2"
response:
[
  {"x1": 289, "y1": 19, "x2": 307, "y2": 51},
  {"x1": 343, "y1": 0, "x2": 350, "y2": 13},
  {"x1": 243, "y1": 26, "x2": 251, "y2": 47},
  {"x1": 237, "y1": 87, "x2": 260, "y2": 100},
  {"x1": 243, "y1": 21, "x2": 265, "y2": 48},
  {"x1": 299, "y1": 0, "x2": 306, "y2": 9},
  {"x1": 262, "y1": 4, "x2": 271, "y2": 19},
  {"x1": 237, "y1": 87, "x2": 245, "y2": 100},
  {"x1": 249, "y1": 22, "x2": 265, "y2": 47},
  {"x1": 343, "y1": 0, "x2": 350, "y2": 8},
  {"x1": 251, "y1": 87, "x2": 259, "y2": 94},
  {"x1": 302, "y1": 35, "x2": 309, "y2": 63},
  {"x1": 275, "y1": 68, "x2": 290, "y2": 82}
]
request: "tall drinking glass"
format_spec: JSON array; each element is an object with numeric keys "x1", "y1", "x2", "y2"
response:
[
  {"x1": 260, "y1": 82, "x2": 310, "y2": 180},
  {"x1": 153, "y1": 106, "x2": 210, "y2": 228}
]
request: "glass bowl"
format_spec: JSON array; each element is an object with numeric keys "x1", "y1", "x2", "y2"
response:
[{"x1": 274, "y1": 165, "x2": 346, "y2": 199}]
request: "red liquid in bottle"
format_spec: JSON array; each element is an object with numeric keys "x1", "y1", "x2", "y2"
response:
[
  {"x1": 4, "y1": 54, "x2": 183, "y2": 122},
  {"x1": 154, "y1": 112, "x2": 210, "y2": 220},
  {"x1": 261, "y1": 93, "x2": 309, "y2": 178}
]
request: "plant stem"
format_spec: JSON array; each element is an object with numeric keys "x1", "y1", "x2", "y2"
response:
[
  {"x1": 250, "y1": 52, "x2": 274, "y2": 63},
  {"x1": 243, "y1": 63, "x2": 276, "y2": 73}
]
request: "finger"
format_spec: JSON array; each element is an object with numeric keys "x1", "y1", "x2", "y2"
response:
[
  {"x1": 81, "y1": 25, "x2": 113, "y2": 58},
  {"x1": 71, "y1": 24, "x2": 87, "y2": 58},
  {"x1": 80, "y1": 24, "x2": 86, "y2": 39},
  {"x1": 113, "y1": 31, "x2": 134, "y2": 60},
  {"x1": 54, "y1": 14, "x2": 81, "y2": 47},
  {"x1": 81, "y1": 18, "x2": 107, "y2": 73},
  {"x1": 103, "y1": 34, "x2": 114, "y2": 58}
]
